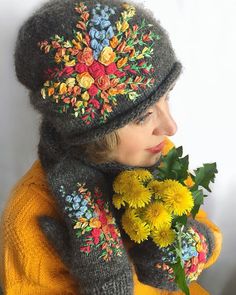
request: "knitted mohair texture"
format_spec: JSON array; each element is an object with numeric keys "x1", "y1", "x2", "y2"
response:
[{"x1": 14, "y1": 0, "x2": 183, "y2": 145}]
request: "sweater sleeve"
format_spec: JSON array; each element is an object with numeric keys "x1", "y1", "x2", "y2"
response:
[{"x1": 44, "y1": 157, "x2": 133, "y2": 295}]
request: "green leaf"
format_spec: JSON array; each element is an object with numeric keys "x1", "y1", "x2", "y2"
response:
[
  {"x1": 170, "y1": 259, "x2": 190, "y2": 295},
  {"x1": 193, "y1": 163, "x2": 218, "y2": 192},
  {"x1": 190, "y1": 189, "x2": 204, "y2": 217}
]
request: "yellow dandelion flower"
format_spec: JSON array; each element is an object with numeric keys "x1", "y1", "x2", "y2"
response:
[
  {"x1": 122, "y1": 209, "x2": 150, "y2": 243},
  {"x1": 144, "y1": 202, "x2": 172, "y2": 228},
  {"x1": 112, "y1": 193, "x2": 126, "y2": 209},
  {"x1": 113, "y1": 170, "x2": 139, "y2": 194},
  {"x1": 151, "y1": 225, "x2": 176, "y2": 248},
  {"x1": 147, "y1": 180, "x2": 166, "y2": 199},
  {"x1": 134, "y1": 169, "x2": 153, "y2": 183},
  {"x1": 162, "y1": 179, "x2": 194, "y2": 216},
  {"x1": 122, "y1": 183, "x2": 152, "y2": 208}
]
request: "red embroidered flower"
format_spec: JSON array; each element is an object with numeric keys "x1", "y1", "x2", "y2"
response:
[
  {"x1": 99, "y1": 212, "x2": 108, "y2": 225},
  {"x1": 105, "y1": 62, "x2": 118, "y2": 75},
  {"x1": 88, "y1": 61, "x2": 105, "y2": 79},
  {"x1": 58, "y1": 66, "x2": 75, "y2": 77},
  {"x1": 88, "y1": 84, "x2": 99, "y2": 96},
  {"x1": 75, "y1": 63, "x2": 88, "y2": 73}
]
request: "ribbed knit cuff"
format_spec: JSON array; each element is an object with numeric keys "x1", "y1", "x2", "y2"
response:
[{"x1": 81, "y1": 271, "x2": 133, "y2": 295}]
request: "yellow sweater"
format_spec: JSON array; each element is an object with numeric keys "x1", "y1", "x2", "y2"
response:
[{"x1": 0, "y1": 140, "x2": 222, "y2": 295}]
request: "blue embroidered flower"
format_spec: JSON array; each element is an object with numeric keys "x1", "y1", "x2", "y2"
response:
[
  {"x1": 75, "y1": 211, "x2": 84, "y2": 218},
  {"x1": 102, "y1": 38, "x2": 109, "y2": 47},
  {"x1": 81, "y1": 199, "x2": 88, "y2": 206},
  {"x1": 100, "y1": 19, "x2": 111, "y2": 29},
  {"x1": 85, "y1": 211, "x2": 93, "y2": 219},
  {"x1": 73, "y1": 195, "x2": 81, "y2": 203},
  {"x1": 66, "y1": 195, "x2": 73, "y2": 203},
  {"x1": 91, "y1": 14, "x2": 102, "y2": 25},
  {"x1": 80, "y1": 205, "x2": 88, "y2": 213},
  {"x1": 106, "y1": 26, "x2": 114, "y2": 39},
  {"x1": 95, "y1": 29, "x2": 106, "y2": 40},
  {"x1": 72, "y1": 202, "x2": 81, "y2": 210}
]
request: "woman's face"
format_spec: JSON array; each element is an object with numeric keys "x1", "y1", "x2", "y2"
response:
[{"x1": 112, "y1": 83, "x2": 177, "y2": 167}]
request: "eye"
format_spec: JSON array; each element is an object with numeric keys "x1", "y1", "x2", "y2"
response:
[{"x1": 135, "y1": 111, "x2": 152, "y2": 125}]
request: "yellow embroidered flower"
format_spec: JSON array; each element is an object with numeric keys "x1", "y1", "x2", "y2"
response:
[
  {"x1": 99, "y1": 46, "x2": 116, "y2": 66},
  {"x1": 59, "y1": 83, "x2": 67, "y2": 95},
  {"x1": 144, "y1": 202, "x2": 172, "y2": 228},
  {"x1": 151, "y1": 225, "x2": 176, "y2": 248},
  {"x1": 65, "y1": 59, "x2": 76, "y2": 67},
  {"x1": 76, "y1": 72, "x2": 94, "y2": 89},
  {"x1": 122, "y1": 209, "x2": 150, "y2": 243},
  {"x1": 122, "y1": 3, "x2": 136, "y2": 17},
  {"x1": 81, "y1": 91, "x2": 90, "y2": 101},
  {"x1": 112, "y1": 193, "x2": 126, "y2": 209},
  {"x1": 66, "y1": 78, "x2": 76, "y2": 87},
  {"x1": 161, "y1": 179, "x2": 194, "y2": 216},
  {"x1": 89, "y1": 218, "x2": 102, "y2": 228}
]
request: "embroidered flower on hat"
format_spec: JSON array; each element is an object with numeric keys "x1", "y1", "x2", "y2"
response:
[
  {"x1": 59, "y1": 182, "x2": 124, "y2": 261},
  {"x1": 38, "y1": 2, "x2": 160, "y2": 125}
]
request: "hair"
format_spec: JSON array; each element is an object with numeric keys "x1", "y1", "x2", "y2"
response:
[{"x1": 72, "y1": 130, "x2": 121, "y2": 164}]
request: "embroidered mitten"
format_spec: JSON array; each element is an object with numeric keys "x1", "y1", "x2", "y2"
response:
[
  {"x1": 39, "y1": 156, "x2": 133, "y2": 295},
  {"x1": 128, "y1": 218, "x2": 215, "y2": 291}
]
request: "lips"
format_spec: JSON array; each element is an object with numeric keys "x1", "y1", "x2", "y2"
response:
[{"x1": 146, "y1": 141, "x2": 165, "y2": 153}]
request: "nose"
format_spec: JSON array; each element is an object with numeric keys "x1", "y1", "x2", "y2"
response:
[{"x1": 152, "y1": 104, "x2": 178, "y2": 136}]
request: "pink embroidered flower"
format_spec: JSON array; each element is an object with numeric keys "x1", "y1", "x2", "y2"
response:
[{"x1": 198, "y1": 251, "x2": 207, "y2": 263}]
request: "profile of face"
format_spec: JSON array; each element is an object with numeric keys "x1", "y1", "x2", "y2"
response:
[{"x1": 112, "y1": 83, "x2": 177, "y2": 167}]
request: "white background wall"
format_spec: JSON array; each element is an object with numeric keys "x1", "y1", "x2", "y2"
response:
[{"x1": 1, "y1": 1, "x2": 236, "y2": 294}]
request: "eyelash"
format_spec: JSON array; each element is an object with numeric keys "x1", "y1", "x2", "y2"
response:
[
  {"x1": 135, "y1": 95, "x2": 170, "y2": 125},
  {"x1": 135, "y1": 111, "x2": 152, "y2": 125}
]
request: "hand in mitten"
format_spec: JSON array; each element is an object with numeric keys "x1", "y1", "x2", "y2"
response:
[
  {"x1": 38, "y1": 157, "x2": 133, "y2": 295},
  {"x1": 128, "y1": 219, "x2": 215, "y2": 291}
]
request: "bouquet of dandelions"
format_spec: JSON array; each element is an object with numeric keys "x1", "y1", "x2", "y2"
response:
[{"x1": 112, "y1": 142, "x2": 218, "y2": 295}]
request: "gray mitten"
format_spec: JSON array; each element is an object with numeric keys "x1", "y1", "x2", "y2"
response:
[
  {"x1": 128, "y1": 219, "x2": 215, "y2": 291},
  {"x1": 38, "y1": 155, "x2": 133, "y2": 295}
]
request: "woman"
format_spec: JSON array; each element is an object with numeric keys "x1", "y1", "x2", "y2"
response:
[{"x1": 0, "y1": 0, "x2": 222, "y2": 294}]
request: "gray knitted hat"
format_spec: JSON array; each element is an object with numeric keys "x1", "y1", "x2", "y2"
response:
[{"x1": 15, "y1": 0, "x2": 182, "y2": 145}]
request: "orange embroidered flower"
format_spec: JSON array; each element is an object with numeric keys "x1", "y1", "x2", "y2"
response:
[
  {"x1": 95, "y1": 75, "x2": 111, "y2": 91},
  {"x1": 110, "y1": 36, "x2": 119, "y2": 48},
  {"x1": 77, "y1": 47, "x2": 94, "y2": 66},
  {"x1": 117, "y1": 57, "x2": 128, "y2": 68}
]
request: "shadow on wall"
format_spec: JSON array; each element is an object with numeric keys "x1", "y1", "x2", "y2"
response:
[{"x1": 221, "y1": 267, "x2": 236, "y2": 295}]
